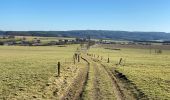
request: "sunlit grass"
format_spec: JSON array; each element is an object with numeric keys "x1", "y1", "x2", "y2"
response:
[
  {"x1": 0, "y1": 45, "x2": 77, "y2": 99},
  {"x1": 89, "y1": 46, "x2": 170, "y2": 99}
]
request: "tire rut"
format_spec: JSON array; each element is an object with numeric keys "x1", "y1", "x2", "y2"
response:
[
  {"x1": 60, "y1": 57, "x2": 90, "y2": 100},
  {"x1": 80, "y1": 57, "x2": 103, "y2": 100},
  {"x1": 92, "y1": 58, "x2": 125, "y2": 100},
  {"x1": 81, "y1": 57, "x2": 117, "y2": 100},
  {"x1": 61, "y1": 56, "x2": 125, "y2": 100}
]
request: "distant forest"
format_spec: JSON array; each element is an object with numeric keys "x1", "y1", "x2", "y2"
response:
[{"x1": 1, "y1": 30, "x2": 170, "y2": 41}]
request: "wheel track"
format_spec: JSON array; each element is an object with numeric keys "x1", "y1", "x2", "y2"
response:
[
  {"x1": 60, "y1": 56, "x2": 90, "y2": 100},
  {"x1": 92, "y1": 58, "x2": 125, "y2": 100},
  {"x1": 80, "y1": 56, "x2": 103, "y2": 100},
  {"x1": 79, "y1": 57, "x2": 90, "y2": 99},
  {"x1": 60, "y1": 56, "x2": 125, "y2": 100},
  {"x1": 101, "y1": 63, "x2": 125, "y2": 100},
  {"x1": 94, "y1": 58, "x2": 148, "y2": 100},
  {"x1": 81, "y1": 56, "x2": 119, "y2": 100}
]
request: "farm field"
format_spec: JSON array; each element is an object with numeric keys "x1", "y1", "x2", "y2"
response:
[
  {"x1": 0, "y1": 43, "x2": 170, "y2": 100},
  {"x1": 0, "y1": 45, "x2": 82, "y2": 99},
  {"x1": 88, "y1": 44, "x2": 170, "y2": 99},
  {"x1": 1, "y1": 0, "x2": 170, "y2": 99}
]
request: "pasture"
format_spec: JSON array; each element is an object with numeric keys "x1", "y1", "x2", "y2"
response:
[
  {"x1": 0, "y1": 45, "x2": 78, "y2": 99},
  {"x1": 88, "y1": 44, "x2": 170, "y2": 99},
  {"x1": 0, "y1": 43, "x2": 170, "y2": 100}
]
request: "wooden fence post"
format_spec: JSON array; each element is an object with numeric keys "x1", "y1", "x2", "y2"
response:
[
  {"x1": 107, "y1": 57, "x2": 110, "y2": 63},
  {"x1": 75, "y1": 53, "x2": 77, "y2": 60},
  {"x1": 57, "y1": 62, "x2": 60, "y2": 76},
  {"x1": 78, "y1": 55, "x2": 80, "y2": 62},
  {"x1": 73, "y1": 55, "x2": 75, "y2": 64},
  {"x1": 119, "y1": 58, "x2": 122, "y2": 65}
]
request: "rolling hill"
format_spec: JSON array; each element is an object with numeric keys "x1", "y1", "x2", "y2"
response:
[{"x1": 1, "y1": 30, "x2": 170, "y2": 41}]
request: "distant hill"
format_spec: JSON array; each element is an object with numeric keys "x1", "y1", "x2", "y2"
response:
[
  {"x1": 1, "y1": 30, "x2": 170, "y2": 41},
  {"x1": 0, "y1": 31, "x2": 5, "y2": 35}
]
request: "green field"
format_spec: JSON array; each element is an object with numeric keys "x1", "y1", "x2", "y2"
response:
[
  {"x1": 89, "y1": 45, "x2": 170, "y2": 99},
  {"x1": 0, "y1": 45, "x2": 79, "y2": 99},
  {"x1": 0, "y1": 44, "x2": 170, "y2": 100}
]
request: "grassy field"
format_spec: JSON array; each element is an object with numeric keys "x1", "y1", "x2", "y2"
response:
[
  {"x1": 88, "y1": 45, "x2": 170, "y2": 99},
  {"x1": 0, "y1": 45, "x2": 78, "y2": 99},
  {"x1": 1, "y1": 43, "x2": 170, "y2": 100}
]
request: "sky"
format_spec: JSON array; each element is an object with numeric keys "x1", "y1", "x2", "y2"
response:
[{"x1": 0, "y1": 0, "x2": 170, "y2": 32}]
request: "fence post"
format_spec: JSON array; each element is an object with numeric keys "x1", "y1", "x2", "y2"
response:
[
  {"x1": 107, "y1": 57, "x2": 110, "y2": 63},
  {"x1": 119, "y1": 58, "x2": 122, "y2": 65},
  {"x1": 57, "y1": 62, "x2": 60, "y2": 76},
  {"x1": 75, "y1": 53, "x2": 77, "y2": 60},
  {"x1": 73, "y1": 55, "x2": 75, "y2": 64},
  {"x1": 78, "y1": 55, "x2": 80, "y2": 62}
]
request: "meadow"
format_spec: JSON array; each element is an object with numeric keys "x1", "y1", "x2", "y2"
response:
[
  {"x1": 88, "y1": 44, "x2": 170, "y2": 99},
  {"x1": 0, "y1": 45, "x2": 78, "y2": 99},
  {"x1": 1, "y1": 43, "x2": 170, "y2": 100}
]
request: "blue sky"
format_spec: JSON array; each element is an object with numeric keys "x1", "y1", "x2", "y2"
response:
[{"x1": 0, "y1": 0, "x2": 170, "y2": 32}]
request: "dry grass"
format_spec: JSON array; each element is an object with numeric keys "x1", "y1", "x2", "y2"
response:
[{"x1": 88, "y1": 45, "x2": 170, "y2": 99}]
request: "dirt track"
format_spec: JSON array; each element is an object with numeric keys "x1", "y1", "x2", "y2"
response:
[
  {"x1": 60, "y1": 58, "x2": 89, "y2": 100},
  {"x1": 80, "y1": 56, "x2": 124, "y2": 100},
  {"x1": 58, "y1": 55, "x2": 138, "y2": 100},
  {"x1": 91, "y1": 58, "x2": 125, "y2": 100}
]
